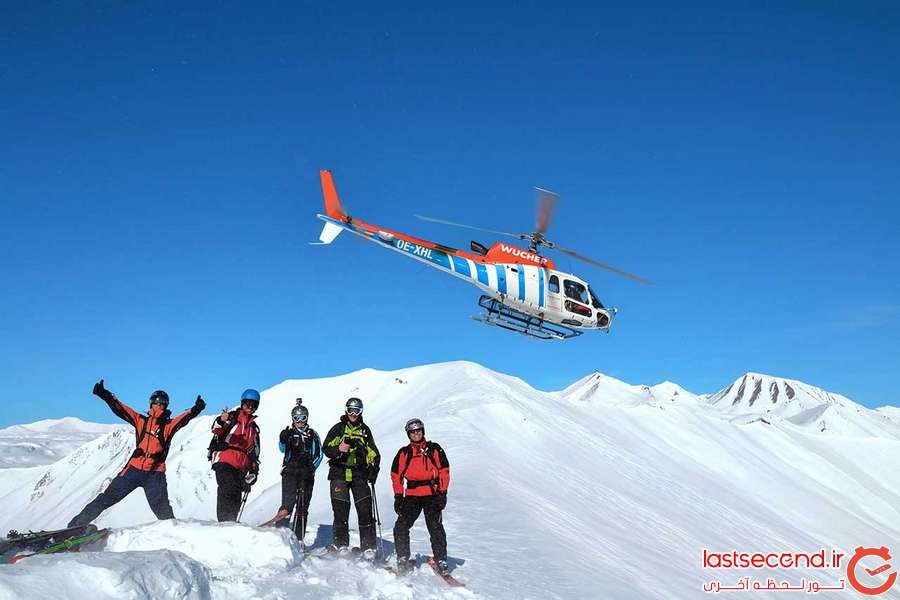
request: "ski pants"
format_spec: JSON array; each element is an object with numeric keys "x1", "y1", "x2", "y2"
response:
[
  {"x1": 393, "y1": 495, "x2": 447, "y2": 562},
  {"x1": 68, "y1": 467, "x2": 174, "y2": 527},
  {"x1": 213, "y1": 463, "x2": 246, "y2": 522},
  {"x1": 330, "y1": 478, "x2": 375, "y2": 550},
  {"x1": 277, "y1": 468, "x2": 315, "y2": 539}
]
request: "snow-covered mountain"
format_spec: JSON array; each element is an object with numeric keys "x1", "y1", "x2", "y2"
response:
[
  {"x1": 0, "y1": 417, "x2": 125, "y2": 468},
  {"x1": 1, "y1": 362, "x2": 899, "y2": 599},
  {"x1": 707, "y1": 371, "x2": 900, "y2": 437}
]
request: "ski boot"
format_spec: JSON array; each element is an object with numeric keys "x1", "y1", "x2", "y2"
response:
[
  {"x1": 435, "y1": 559, "x2": 450, "y2": 576},
  {"x1": 396, "y1": 555, "x2": 413, "y2": 575},
  {"x1": 361, "y1": 548, "x2": 376, "y2": 562}
]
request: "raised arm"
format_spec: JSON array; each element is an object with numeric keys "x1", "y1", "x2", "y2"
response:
[
  {"x1": 92, "y1": 379, "x2": 140, "y2": 426},
  {"x1": 164, "y1": 395, "x2": 206, "y2": 439}
]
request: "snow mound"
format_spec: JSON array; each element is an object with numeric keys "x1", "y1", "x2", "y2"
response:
[
  {"x1": 105, "y1": 519, "x2": 303, "y2": 573},
  {"x1": 0, "y1": 549, "x2": 211, "y2": 600}
]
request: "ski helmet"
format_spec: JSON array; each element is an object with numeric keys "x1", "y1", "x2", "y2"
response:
[
  {"x1": 240, "y1": 388, "x2": 261, "y2": 409},
  {"x1": 149, "y1": 389, "x2": 169, "y2": 407},
  {"x1": 345, "y1": 397, "x2": 363, "y2": 416},
  {"x1": 405, "y1": 418, "x2": 425, "y2": 435},
  {"x1": 291, "y1": 398, "x2": 309, "y2": 423}
]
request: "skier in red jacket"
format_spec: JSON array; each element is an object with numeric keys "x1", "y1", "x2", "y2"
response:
[
  {"x1": 68, "y1": 379, "x2": 205, "y2": 527},
  {"x1": 390, "y1": 418, "x2": 451, "y2": 575},
  {"x1": 210, "y1": 388, "x2": 261, "y2": 521}
]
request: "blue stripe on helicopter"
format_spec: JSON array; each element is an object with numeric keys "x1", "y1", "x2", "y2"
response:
[
  {"x1": 475, "y1": 263, "x2": 489, "y2": 286},
  {"x1": 517, "y1": 267, "x2": 526, "y2": 301},
  {"x1": 392, "y1": 238, "x2": 451, "y2": 270},
  {"x1": 450, "y1": 254, "x2": 471, "y2": 277},
  {"x1": 495, "y1": 265, "x2": 507, "y2": 294},
  {"x1": 538, "y1": 268, "x2": 544, "y2": 308}
]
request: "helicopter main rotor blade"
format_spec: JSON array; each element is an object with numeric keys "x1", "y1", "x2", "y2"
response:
[
  {"x1": 553, "y1": 245, "x2": 653, "y2": 285},
  {"x1": 535, "y1": 187, "x2": 559, "y2": 235},
  {"x1": 415, "y1": 214, "x2": 528, "y2": 241}
]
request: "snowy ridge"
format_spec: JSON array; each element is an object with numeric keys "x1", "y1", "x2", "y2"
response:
[
  {"x1": 1, "y1": 361, "x2": 899, "y2": 599},
  {"x1": 707, "y1": 372, "x2": 900, "y2": 436},
  {"x1": 0, "y1": 417, "x2": 125, "y2": 468}
]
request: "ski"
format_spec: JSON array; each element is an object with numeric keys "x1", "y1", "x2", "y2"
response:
[
  {"x1": 426, "y1": 556, "x2": 465, "y2": 587},
  {"x1": 2, "y1": 525, "x2": 99, "y2": 561},
  {"x1": 6, "y1": 527, "x2": 110, "y2": 564}
]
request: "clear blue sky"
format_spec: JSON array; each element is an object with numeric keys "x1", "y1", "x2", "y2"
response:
[{"x1": 2, "y1": 3, "x2": 898, "y2": 427}]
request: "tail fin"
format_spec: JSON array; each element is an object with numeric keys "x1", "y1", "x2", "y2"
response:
[{"x1": 320, "y1": 170, "x2": 348, "y2": 220}]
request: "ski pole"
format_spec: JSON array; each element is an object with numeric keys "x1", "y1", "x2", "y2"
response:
[
  {"x1": 237, "y1": 489, "x2": 250, "y2": 522},
  {"x1": 299, "y1": 483, "x2": 308, "y2": 550},
  {"x1": 370, "y1": 482, "x2": 384, "y2": 561},
  {"x1": 290, "y1": 484, "x2": 300, "y2": 533}
]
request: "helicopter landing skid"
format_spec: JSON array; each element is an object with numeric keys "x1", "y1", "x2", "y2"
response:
[{"x1": 472, "y1": 295, "x2": 582, "y2": 340}]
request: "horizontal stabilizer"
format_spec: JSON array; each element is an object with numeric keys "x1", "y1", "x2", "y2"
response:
[{"x1": 310, "y1": 218, "x2": 344, "y2": 245}]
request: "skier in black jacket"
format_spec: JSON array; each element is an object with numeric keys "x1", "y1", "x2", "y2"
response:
[
  {"x1": 262, "y1": 399, "x2": 322, "y2": 542},
  {"x1": 322, "y1": 397, "x2": 380, "y2": 559}
]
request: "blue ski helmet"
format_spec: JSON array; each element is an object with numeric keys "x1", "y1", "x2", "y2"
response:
[{"x1": 241, "y1": 388, "x2": 261, "y2": 406}]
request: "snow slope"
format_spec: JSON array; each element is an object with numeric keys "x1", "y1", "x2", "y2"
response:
[
  {"x1": 1, "y1": 362, "x2": 899, "y2": 599},
  {"x1": 0, "y1": 417, "x2": 124, "y2": 468}
]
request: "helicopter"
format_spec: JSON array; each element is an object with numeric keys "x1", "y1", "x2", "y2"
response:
[{"x1": 314, "y1": 170, "x2": 651, "y2": 340}]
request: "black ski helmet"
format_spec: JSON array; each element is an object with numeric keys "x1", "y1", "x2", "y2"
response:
[
  {"x1": 405, "y1": 418, "x2": 425, "y2": 435},
  {"x1": 149, "y1": 390, "x2": 169, "y2": 407},
  {"x1": 345, "y1": 397, "x2": 363, "y2": 415},
  {"x1": 291, "y1": 398, "x2": 309, "y2": 422}
]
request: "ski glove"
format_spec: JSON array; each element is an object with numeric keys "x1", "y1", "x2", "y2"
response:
[
  {"x1": 193, "y1": 395, "x2": 206, "y2": 412},
  {"x1": 394, "y1": 495, "x2": 406, "y2": 515},
  {"x1": 434, "y1": 493, "x2": 447, "y2": 511},
  {"x1": 244, "y1": 471, "x2": 257, "y2": 489},
  {"x1": 367, "y1": 469, "x2": 378, "y2": 484},
  {"x1": 92, "y1": 379, "x2": 113, "y2": 401}
]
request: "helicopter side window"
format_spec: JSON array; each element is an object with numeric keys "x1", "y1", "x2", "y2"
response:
[
  {"x1": 548, "y1": 275, "x2": 559, "y2": 293},
  {"x1": 563, "y1": 280, "x2": 588, "y2": 305}
]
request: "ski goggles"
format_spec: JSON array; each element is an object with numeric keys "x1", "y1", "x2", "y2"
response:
[
  {"x1": 407, "y1": 428, "x2": 424, "y2": 436},
  {"x1": 149, "y1": 396, "x2": 169, "y2": 407},
  {"x1": 346, "y1": 407, "x2": 362, "y2": 416},
  {"x1": 292, "y1": 413, "x2": 308, "y2": 422}
]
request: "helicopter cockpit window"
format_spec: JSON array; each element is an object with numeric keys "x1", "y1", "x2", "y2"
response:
[
  {"x1": 588, "y1": 286, "x2": 605, "y2": 309},
  {"x1": 563, "y1": 280, "x2": 588, "y2": 305},
  {"x1": 548, "y1": 275, "x2": 559, "y2": 293}
]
